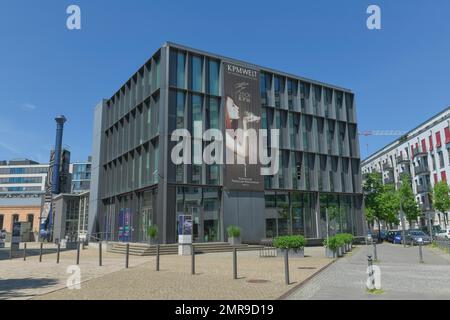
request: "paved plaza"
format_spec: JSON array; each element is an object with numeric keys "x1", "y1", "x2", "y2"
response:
[
  {"x1": 286, "y1": 242, "x2": 450, "y2": 300},
  {"x1": 1, "y1": 243, "x2": 333, "y2": 300}
]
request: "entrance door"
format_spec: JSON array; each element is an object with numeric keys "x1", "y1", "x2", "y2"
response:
[
  {"x1": 141, "y1": 207, "x2": 153, "y2": 242},
  {"x1": 187, "y1": 206, "x2": 203, "y2": 243}
]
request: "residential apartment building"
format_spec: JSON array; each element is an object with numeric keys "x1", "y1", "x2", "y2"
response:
[
  {"x1": 361, "y1": 107, "x2": 450, "y2": 229},
  {"x1": 89, "y1": 42, "x2": 365, "y2": 244}
]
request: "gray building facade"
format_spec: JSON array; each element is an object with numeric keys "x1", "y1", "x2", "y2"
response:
[{"x1": 89, "y1": 42, "x2": 364, "y2": 244}]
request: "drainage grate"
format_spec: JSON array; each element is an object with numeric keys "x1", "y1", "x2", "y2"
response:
[
  {"x1": 246, "y1": 279, "x2": 270, "y2": 284},
  {"x1": 297, "y1": 267, "x2": 317, "y2": 270}
]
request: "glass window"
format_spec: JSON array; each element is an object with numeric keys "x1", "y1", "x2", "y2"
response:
[
  {"x1": 191, "y1": 94, "x2": 203, "y2": 184},
  {"x1": 208, "y1": 59, "x2": 219, "y2": 95},
  {"x1": 177, "y1": 51, "x2": 186, "y2": 88},
  {"x1": 274, "y1": 76, "x2": 281, "y2": 107},
  {"x1": 191, "y1": 55, "x2": 203, "y2": 92},
  {"x1": 177, "y1": 92, "x2": 185, "y2": 129},
  {"x1": 207, "y1": 97, "x2": 219, "y2": 130}
]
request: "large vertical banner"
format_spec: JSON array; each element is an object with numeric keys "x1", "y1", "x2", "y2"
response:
[{"x1": 223, "y1": 62, "x2": 263, "y2": 191}]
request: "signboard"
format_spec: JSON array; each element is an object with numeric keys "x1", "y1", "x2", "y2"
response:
[
  {"x1": 223, "y1": 62, "x2": 263, "y2": 191},
  {"x1": 118, "y1": 208, "x2": 131, "y2": 242},
  {"x1": 178, "y1": 214, "x2": 192, "y2": 236},
  {"x1": 178, "y1": 214, "x2": 192, "y2": 245},
  {"x1": 12, "y1": 221, "x2": 21, "y2": 244}
]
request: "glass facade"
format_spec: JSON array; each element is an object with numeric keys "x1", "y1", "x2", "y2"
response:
[{"x1": 94, "y1": 44, "x2": 363, "y2": 244}]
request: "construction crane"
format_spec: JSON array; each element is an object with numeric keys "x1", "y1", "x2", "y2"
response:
[{"x1": 359, "y1": 130, "x2": 407, "y2": 156}]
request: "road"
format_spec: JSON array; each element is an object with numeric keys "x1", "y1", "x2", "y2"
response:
[{"x1": 286, "y1": 242, "x2": 450, "y2": 300}]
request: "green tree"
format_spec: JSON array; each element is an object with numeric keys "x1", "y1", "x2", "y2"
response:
[
  {"x1": 363, "y1": 172, "x2": 387, "y2": 236},
  {"x1": 432, "y1": 181, "x2": 450, "y2": 228},
  {"x1": 398, "y1": 175, "x2": 420, "y2": 228},
  {"x1": 377, "y1": 184, "x2": 400, "y2": 234}
]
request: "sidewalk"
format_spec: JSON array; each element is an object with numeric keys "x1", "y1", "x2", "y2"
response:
[
  {"x1": 30, "y1": 246, "x2": 333, "y2": 300},
  {"x1": 286, "y1": 243, "x2": 450, "y2": 300}
]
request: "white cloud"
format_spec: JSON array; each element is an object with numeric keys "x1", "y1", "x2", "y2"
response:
[{"x1": 21, "y1": 103, "x2": 37, "y2": 110}]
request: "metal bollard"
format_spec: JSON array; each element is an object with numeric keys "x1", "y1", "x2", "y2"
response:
[
  {"x1": 9, "y1": 242, "x2": 13, "y2": 259},
  {"x1": 191, "y1": 244, "x2": 195, "y2": 275},
  {"x1": 156, "y1": 244, "x2": 160, "y2": 271},
  {"x1": 76, "y1": 241, "x2": 80, "y2": 265},
  {"x1": 99, "y1": 242, "x2": 102, "y2": 266},
  {"x1": 23, "y1": 243, "x2": 27, "y2": 261},
  {"x1": 39, "y1": 242, "x2": 43, "y2": 262},
  {"x1": 233, "y1": 247, "x2": 237, "y2": 280},
  {"x1": 373, "y1": 242, "x2": 378, "y2": 261},
  {"x1": 419, "y1": 241, "x2": 424, "y2": 263},
  {"x1": 125, "y1": 243, "x2": 130, "y2": 268},
  {"x1": 284, "y1": 249, "x2": 290, "y2": 285},
  {"x1": 367, "y1": 255, "x2": 375, "y2": 288},
  {"x1": 56, "y1": 243, "x2": 61, "y2": 264}
]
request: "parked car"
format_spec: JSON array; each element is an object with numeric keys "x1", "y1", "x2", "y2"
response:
[
  {"x1": 387, "y1": 230, "x2": 400, "y2": 243},
  {"x1": 371, "y1": 229, "x2": 388, "y2": 242},
  {"x1": 392, "y1": 231, "x2": 407, "y2": 244},
  {"x1": 407, "y1": 230, "x2": 432, "y2": 245},
  {"x1": 436, "y1": 228, "x2": 450, "y2": 239}
]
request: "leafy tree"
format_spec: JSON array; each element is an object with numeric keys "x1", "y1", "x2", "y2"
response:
[
  {"x1": 363, "y1": 172, "x2": 400, "y2": 240},
  {"x1": 363, "y1": 172, "x2": 384, "y2": 229},
  {"x1": 398, "y1": 175, "x2": 420, "y2": 228},
  {"x1": 377, "y1": 184, "x2": 400, "y2": 235},
  {"x1": 432, "y1": 181, "x2": 450, "y2": 228}
]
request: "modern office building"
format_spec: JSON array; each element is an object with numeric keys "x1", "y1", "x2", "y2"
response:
[
  {"x1": 89, "y1": 42, "x2": 364, "y2": 244},
  {"x1": 0, "y1": 159, "x2": 49, "y2": 198},
  {"x1": 0, "y1": 159, "x2": 49, "y2": 237},
  {"x1": 53, "y1": 191, "x2": 90, "y2": 241},
  {"x1": 70, "y1": 157, "x2": 92, "y2": 193},
  {"x1": 361, "y1": 107, "x2": 450, "y2": 229}
]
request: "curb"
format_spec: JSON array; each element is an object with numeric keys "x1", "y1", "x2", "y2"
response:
[{"x1": 277, "y1": 246, "x2": 360, "y2": 300}]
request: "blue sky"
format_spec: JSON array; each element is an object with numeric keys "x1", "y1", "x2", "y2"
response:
[{"x1": 1, "y1": 0, "x2": 450, "y2": 163}]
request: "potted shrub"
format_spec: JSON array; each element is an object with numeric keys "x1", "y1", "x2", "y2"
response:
[
  {"x1": 344, "y1": 233, "x2": 354, "y2": 251},
  {"x1": 227, "y1": 225, "x2": 241, "y2": 245},
  {"x1": 273, "y1": 235, "x2": 306, "y2": 258},
  {"x1": 147, "y1": 225, "x2": 158, "y2": 245},
  {"x1": 323, "y1": 236, "x2": 339, "y2": 258},
  {"x1": 335, "y1": 234, "x2": 346, "y2": 256}
]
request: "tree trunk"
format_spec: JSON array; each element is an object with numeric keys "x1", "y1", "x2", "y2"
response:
[{"x1": 377, "y1": 220, "x2": 382, "y2": 242}]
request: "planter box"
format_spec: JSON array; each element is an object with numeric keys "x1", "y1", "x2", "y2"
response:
[
  {"x1": 277, "y1": 248, "x2": 304, "y2": 258},
  {"x1": 337, "y1": 246, "x2": 343, "y2": 257},
  {"x1": 325, "y1": 247, "x2": 337, "y2": 258},
  {"x1": 228, "y1": 237, "x2": 241, "y2": 246},
  {"x1": 149, "y1": 238, "x2": 158, "y2": 245},
  {"x1": 341, "y1": 245, "x2": 347, "y2": 254}
]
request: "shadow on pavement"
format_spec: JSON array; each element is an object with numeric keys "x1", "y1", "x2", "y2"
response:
[{"x1": 0, "y1": 278, "x2": 59, "y2": 300}]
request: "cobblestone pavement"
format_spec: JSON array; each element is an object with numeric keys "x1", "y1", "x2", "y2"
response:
[
  {"x1": 0, "y1": 243, "x2": 153, "y2": 300},
  {"x1": 28, "y1": 246, "x2": 332, "y2": 300},
  {"x1": 286, "y1": 242, "x2": 450, "y2": 300}
]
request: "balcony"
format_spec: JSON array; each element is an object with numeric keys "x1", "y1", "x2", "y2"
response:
[
  {"x1": 382, "y1": 162, "x2": 393, "y2": 171},
  {"x1": 414, "y1": 164, "x2": 430, "y2": 176},
  {"x1": 416, "y1": 184, "x2": 430, "y2": 194},
  {"x1": 396, "y1": 155, "x2": 410, "y2": 164},
  {"x1": 412, "y1": 147, "x2": 428, "y2": 159}
]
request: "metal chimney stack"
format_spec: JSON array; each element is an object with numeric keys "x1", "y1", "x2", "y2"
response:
[{"x1": 51, "y1": 115, "x2": 67, "y2": 194}]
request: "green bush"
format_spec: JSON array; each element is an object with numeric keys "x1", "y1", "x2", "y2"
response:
[
  {"x1": 338, "y1": 233, "x2": 354, "y2": 244},
  {"x1": 323, "y1": 236, "x2": 340, "y2": 251},
  {"x1": 227, "y1": 225, "x2": 241, "y2": 238},
  {"x1": 273, "y1": 235, "x2": 306, "y2": 250},
  {"x1": 147, "y1": 225, "x2": 158, "y2": 239},
  {"x1": 335, "y1": 234, "x2": 346, "y2": 246}
]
